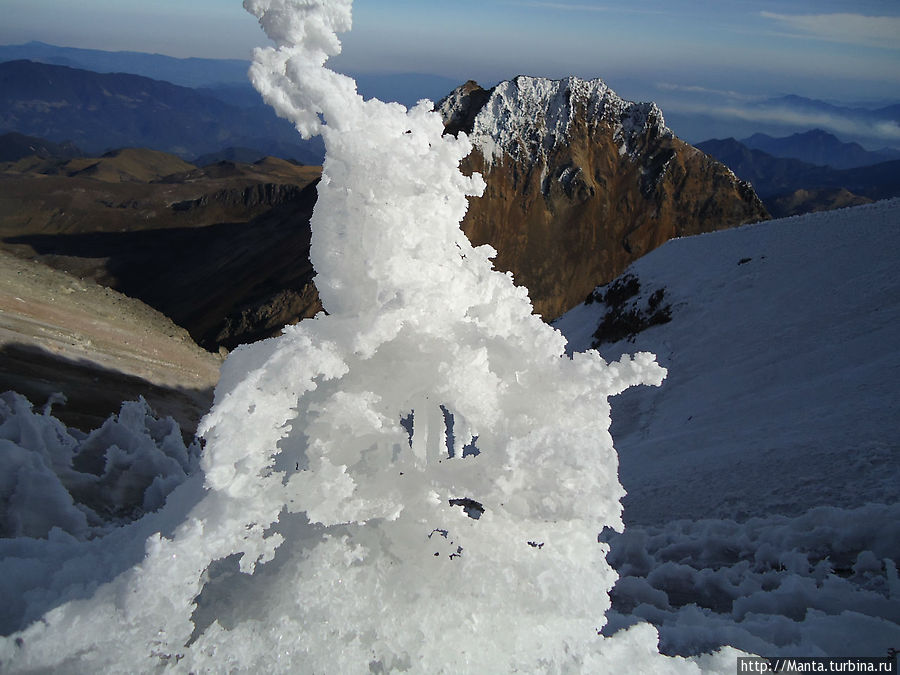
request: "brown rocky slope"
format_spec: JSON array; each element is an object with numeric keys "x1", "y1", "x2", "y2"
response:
[
  {"x1": 0, "y1": 249, "x2": 220, "y2": 435},
  {"x1": 0, "y1": 150, "x2": 323, "y2": 349},
  {"x1": 441, "y1": 77, "x2": 769, "y2": 319}
]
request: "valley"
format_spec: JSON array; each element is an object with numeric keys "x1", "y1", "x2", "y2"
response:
[{"x1": 0, "y1": 147, "x2": 323, "y2": 351}]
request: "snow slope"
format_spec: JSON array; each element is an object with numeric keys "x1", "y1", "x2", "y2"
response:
[{"x1": 555, "y1": 198, "x2": 900, "y2": 657}]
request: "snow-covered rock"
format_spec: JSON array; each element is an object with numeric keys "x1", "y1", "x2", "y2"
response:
[{"x1": 438, "y1": 75, "x2": 669, "y2": 167}]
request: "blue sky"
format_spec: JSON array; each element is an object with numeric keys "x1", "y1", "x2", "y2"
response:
[
  {"x1": 2, "y1": 0, "x2": 899, "y2": 142},
  {"x1": 2, "y1": 0, "x2": 898, "y2": 98}
]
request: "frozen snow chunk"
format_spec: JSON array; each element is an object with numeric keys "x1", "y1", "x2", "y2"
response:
[{"x1": 0, "y1": 391, "x2": 199, "y2": 540}]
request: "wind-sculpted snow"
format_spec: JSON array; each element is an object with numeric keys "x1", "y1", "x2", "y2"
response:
[
  {"x1": 0, "y1": 1, "x2": 730, "y2": 672},
  {"x1": 0, "y1": 392, "x2": 198, "y2": 541},
  {"x1": 603, "y1": 504, "x2": 900, "y2": 657}
]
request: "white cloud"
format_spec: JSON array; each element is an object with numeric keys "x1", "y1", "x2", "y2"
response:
[
  {"x1": 667, "y1": 100, "x2": 900, "y2": 142},
  {"x1": 655, "y1": 82, "x2": 762, "y2": 102},
  {"x1": 761, "y1": 11, "x2": 900, "y2": 50}
]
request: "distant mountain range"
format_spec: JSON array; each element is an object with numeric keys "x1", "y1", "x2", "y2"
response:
[
  {"x1": 664, "y1": 92, "x2": 900, "y2": 152},
  {"x1": 0, "y1": 42, "x2": 463, "y2": 110},
  {"x1": 0, "y1": 41, "x2": 250, "y2": 88},
  {"x1": 740, "y1": 129, "x2": 900, "y2": 169},
  {"x1": 696, "y1": 137, "x2": 900, "y2": 217},
  {"x1": 0, "y1": 44, "x2": 464, "y2": 162},
  {"x1": 0, "y1": 59, "x2": 324, "y2": 162}
]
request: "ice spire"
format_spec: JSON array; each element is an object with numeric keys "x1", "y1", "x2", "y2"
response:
[{"x1": 0, "y1": 3, "x2": 735, "y2": 672}]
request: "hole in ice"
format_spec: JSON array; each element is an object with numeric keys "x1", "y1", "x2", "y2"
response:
[
  {"x1": 399, "y1": 411, "x2": 413, "y2": 448},
  {"x1": 462, "y1": 436, "x2": 480, "y2": 457},
  {"x1": 441, "y1": 405, "x2": 453, "y2": 458},
  {"x1": 441, "y1": 405, "x2": 481, "y2": 458},
  {"x1": 449, "y1": 497, "x2": 484, "y2": 520}
]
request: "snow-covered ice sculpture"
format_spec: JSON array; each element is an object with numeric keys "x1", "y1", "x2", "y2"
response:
[{"x1": 0, "y1": 1, "x2": 741, "y2": 671}]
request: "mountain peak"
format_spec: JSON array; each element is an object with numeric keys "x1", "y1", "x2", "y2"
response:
[
  {"x1": 440, "y1": 75, "x2": 670, "y2": 167},
  {"x1": 438, "y1": 74, "x2": 766, "y2": 319},
  {"x1": 795, "y1": 128, "x2": 837, "y2": 140}
]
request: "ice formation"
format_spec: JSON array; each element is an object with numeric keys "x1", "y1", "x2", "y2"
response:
[
  {"x1": 0, "y1": 391, "x2": 198, "y2": 541},
  {"x1": 0, "y1": 1, "x2": 743, "y2": 671}
]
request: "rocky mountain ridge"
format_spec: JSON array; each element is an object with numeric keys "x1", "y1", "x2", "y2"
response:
[
  {"x1": 441, "y1": 76, "x2": 668, "y2": 170},
  {"x1": 696, "y1": 137, "x2": 900, "y2": 217},
  {"x1": 1, "y1": 149, "x2": 323, "y2": 349},
  {"x1": 440, "y1": 76, "x2": 769, "y2": 318},
  {"x1": 0, "y1": 60, "x2": 324, "y2": 163}
]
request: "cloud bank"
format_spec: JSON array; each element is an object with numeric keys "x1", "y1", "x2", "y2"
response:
[
  {"x1": 666, "y1": 100, "x2": 900, "y2": 143},
  {"x1": 761, "y1": 11, "x2": 900, "y2": 51}
]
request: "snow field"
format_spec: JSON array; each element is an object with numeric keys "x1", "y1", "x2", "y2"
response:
[{"x1": 555, "y1": 198, "x2": 900, "y2": 657}]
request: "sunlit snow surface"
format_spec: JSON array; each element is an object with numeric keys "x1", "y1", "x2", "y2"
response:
[{"x1": 555, "y1": 198, "x2": 900, "y2": 657}]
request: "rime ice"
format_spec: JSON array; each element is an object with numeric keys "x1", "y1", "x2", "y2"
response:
[
  {"x1": 0, "y1": 1, "x2": 734, "y2": 672},
  {"x1": 0, "y1": 392, "x2": 198, "y2": 542}
]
